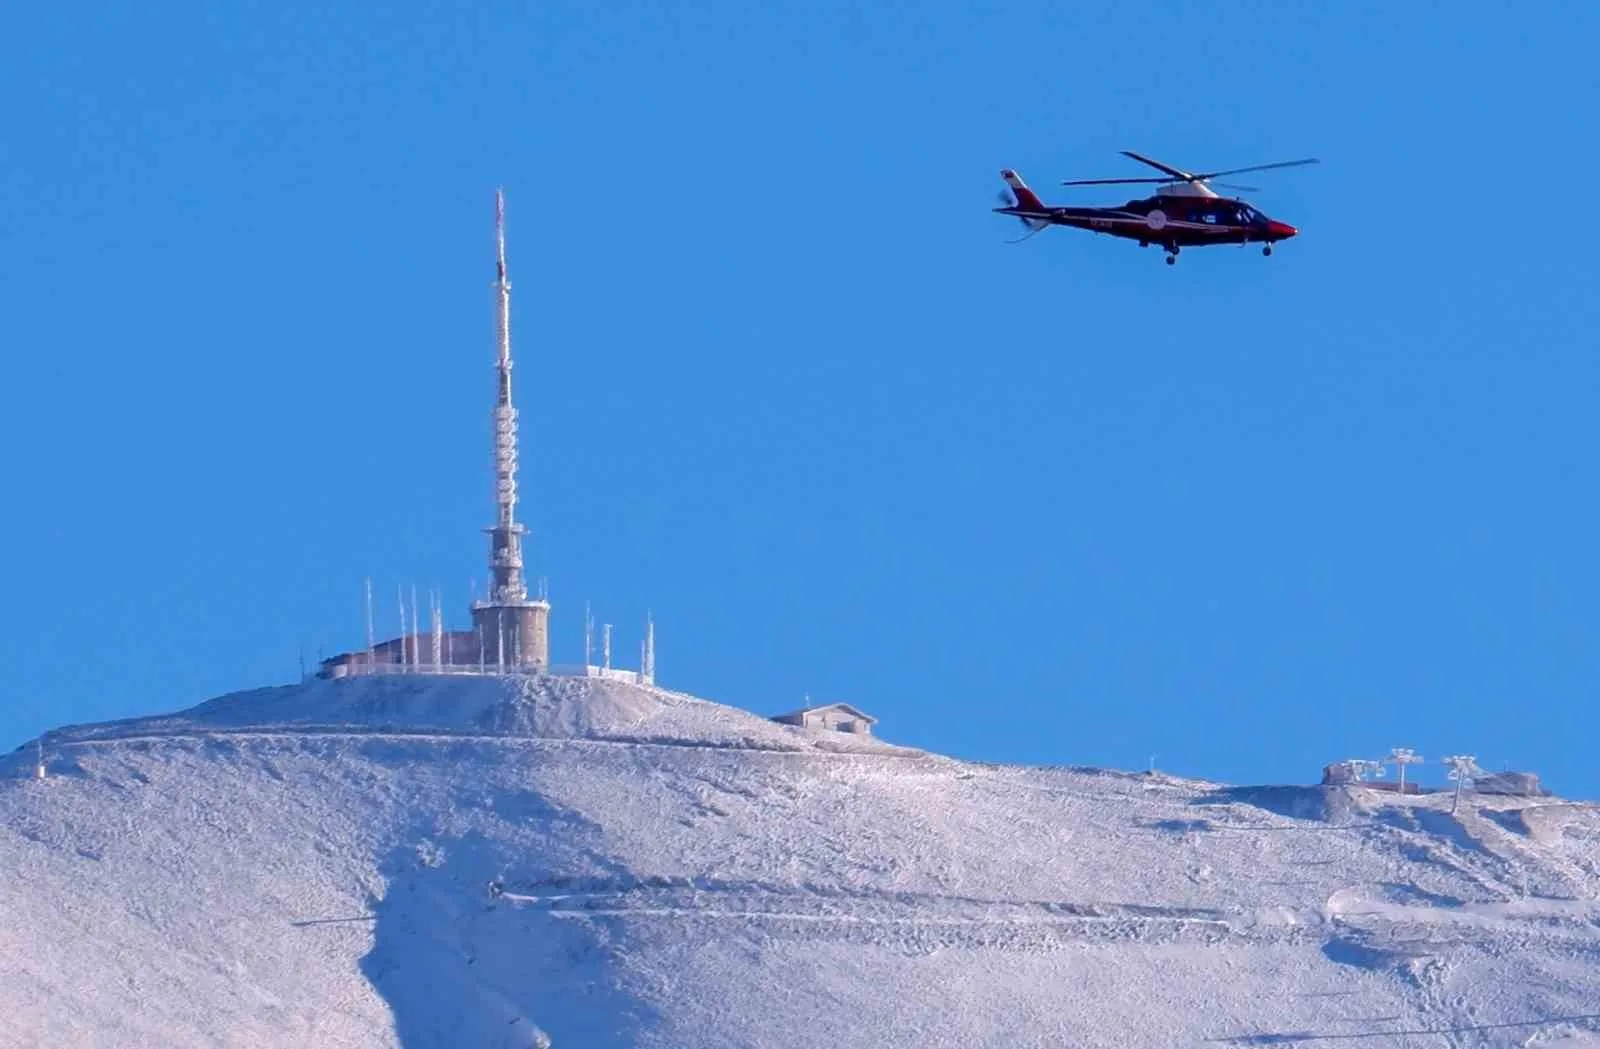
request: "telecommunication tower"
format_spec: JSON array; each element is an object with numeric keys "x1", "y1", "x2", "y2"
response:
[{"x1": 469, "y1": 189, "x2": 551, "y2": 669}]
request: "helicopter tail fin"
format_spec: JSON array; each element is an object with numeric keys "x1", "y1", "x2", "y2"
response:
[
  {"x1": 1000, "y1": 169, "x2": 1046, "y2": 213},
  {"x1": 997, "y1": 169, "x2": 1050, "y2": 241}
]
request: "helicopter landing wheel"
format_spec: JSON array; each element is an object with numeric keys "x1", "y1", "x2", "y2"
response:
[
  {"x1": 1165, "y1": 254, "x2": 1176, "y2": 266},
  {"x1": 1262, "y1": 244, "x2": 1273, "y2": 257}
]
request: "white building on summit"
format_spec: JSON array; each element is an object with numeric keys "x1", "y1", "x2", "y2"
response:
[{"x1": 770, "y1": 702, "x2": 877, "y2": 737}]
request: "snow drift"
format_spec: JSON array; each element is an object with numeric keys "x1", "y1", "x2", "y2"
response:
[{"x1": 4, "y1": 674, "x2": 1600, "y2": 1048}]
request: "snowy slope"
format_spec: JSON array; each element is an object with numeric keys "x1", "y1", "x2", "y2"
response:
[{"x1": 4, "y1": 674, "x2": 1600, "y2": 1049}]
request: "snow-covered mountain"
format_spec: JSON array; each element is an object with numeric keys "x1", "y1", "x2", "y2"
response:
[{"x1": 4, "y1": 674, "x2": 1600, "y2": 1049}]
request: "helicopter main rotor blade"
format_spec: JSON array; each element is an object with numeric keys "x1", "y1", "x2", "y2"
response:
[
  {"x1": 1060, "y1": 176, "x2": 1173, "y2": 186},
  {"x1": 1119, "y1": 151, "x2": 1195, "y2": 181},
  {"x1": 1194, "y1": 158, "x2": 1320, "y2": 179}
]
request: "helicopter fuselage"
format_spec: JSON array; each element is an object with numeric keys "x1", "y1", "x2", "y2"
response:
[{"x1": 999, "y1": 193, "x2": 1298, "y2": 249}]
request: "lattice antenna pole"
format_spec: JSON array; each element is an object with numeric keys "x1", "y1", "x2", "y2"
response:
[
  {"x1": 398, "y1": 585, "x2": 409, "y2": 671},
  {"x1": 1386, "y1": 747, "x2": 1423, "y2": 794},
  {"x1": 584, "y1": 601, "x2": 594, "y2": 668},
  {"x1": 1443, "y1": 755, "x2": 1481, "y2": 814},
  {"x1": 642, "y1": 611, "x2": 655, "y2": 684},
  {"x1": 34, "y1": 738, "x2": 45, "y2": 780},
  {"x1": 432, "y1": 589, "x2": 444, "y2": 670},
  {"x1": 411, "y1": 585, "x2": 420, "y2": 668},
  {"x1": 365, "y1": 577, "x2": 376, "y2": 667},
  {"x1": 603, "y1": 623, "x2": 612, "y2": 670}
]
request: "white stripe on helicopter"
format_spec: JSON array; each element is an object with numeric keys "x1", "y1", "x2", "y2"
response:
[{"x1": 1016, "y1": 210, "x2": 1254, "y2": 234}]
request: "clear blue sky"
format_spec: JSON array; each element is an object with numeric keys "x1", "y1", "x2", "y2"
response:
[{"x1": 4, "y1": 1, "x2": 1598, "y2": 796}]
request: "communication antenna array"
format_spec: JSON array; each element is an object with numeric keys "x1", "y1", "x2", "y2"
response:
[{"x1": 1339, "y1": 758, "x2": 1385, "y2": 783}]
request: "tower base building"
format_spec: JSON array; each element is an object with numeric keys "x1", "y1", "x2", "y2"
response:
[{"x1": 471, "y1": 598, "x2": 550, "y2": 669}]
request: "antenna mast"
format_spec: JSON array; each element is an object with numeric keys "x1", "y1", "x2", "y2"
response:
[
  {"x1": 469, "y1": 188, "x2": 550, "y2": 670},
  {"x1": 490, "y1": 188, "x2": 525, "y2": 604},
  {"x1": 397, "y1": 585, "x2": 409, "y2": 671},
  {"x1": 642, "y1": 611, "x2": 655, "y2": 684},
  {"x1": 432, "y1": 589, "x2": 444, "y2": 669},
  {"x1": 365, "y1": 577, "x2": 375, "y2": 664}
]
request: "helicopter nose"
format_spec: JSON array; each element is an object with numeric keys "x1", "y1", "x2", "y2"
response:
[{"x1": 1266, "y1": 220, "x2": 1297, "y2": 239}]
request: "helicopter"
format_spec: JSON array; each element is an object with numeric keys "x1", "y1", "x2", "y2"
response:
[{"x1": 993, "y1": 151, "x2": 1318, "y2": 265}]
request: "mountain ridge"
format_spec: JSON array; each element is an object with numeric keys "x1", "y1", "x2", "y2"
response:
[{"x1": 5, "y1": 675, "x2": 1600, "y2": 1048}]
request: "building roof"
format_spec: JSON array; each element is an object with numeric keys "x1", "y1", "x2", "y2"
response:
[{"x1": 772, "y1": 702, "x2": 878, "y2": 724}]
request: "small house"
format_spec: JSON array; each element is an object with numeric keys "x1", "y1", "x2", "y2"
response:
[{"x1": 771, "y1": 702, "x2": 877, "y2": 737}]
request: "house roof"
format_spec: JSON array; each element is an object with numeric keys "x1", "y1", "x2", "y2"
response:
[{"x1": 772, "y1": 702, "x2": 878, "y2": 724}]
